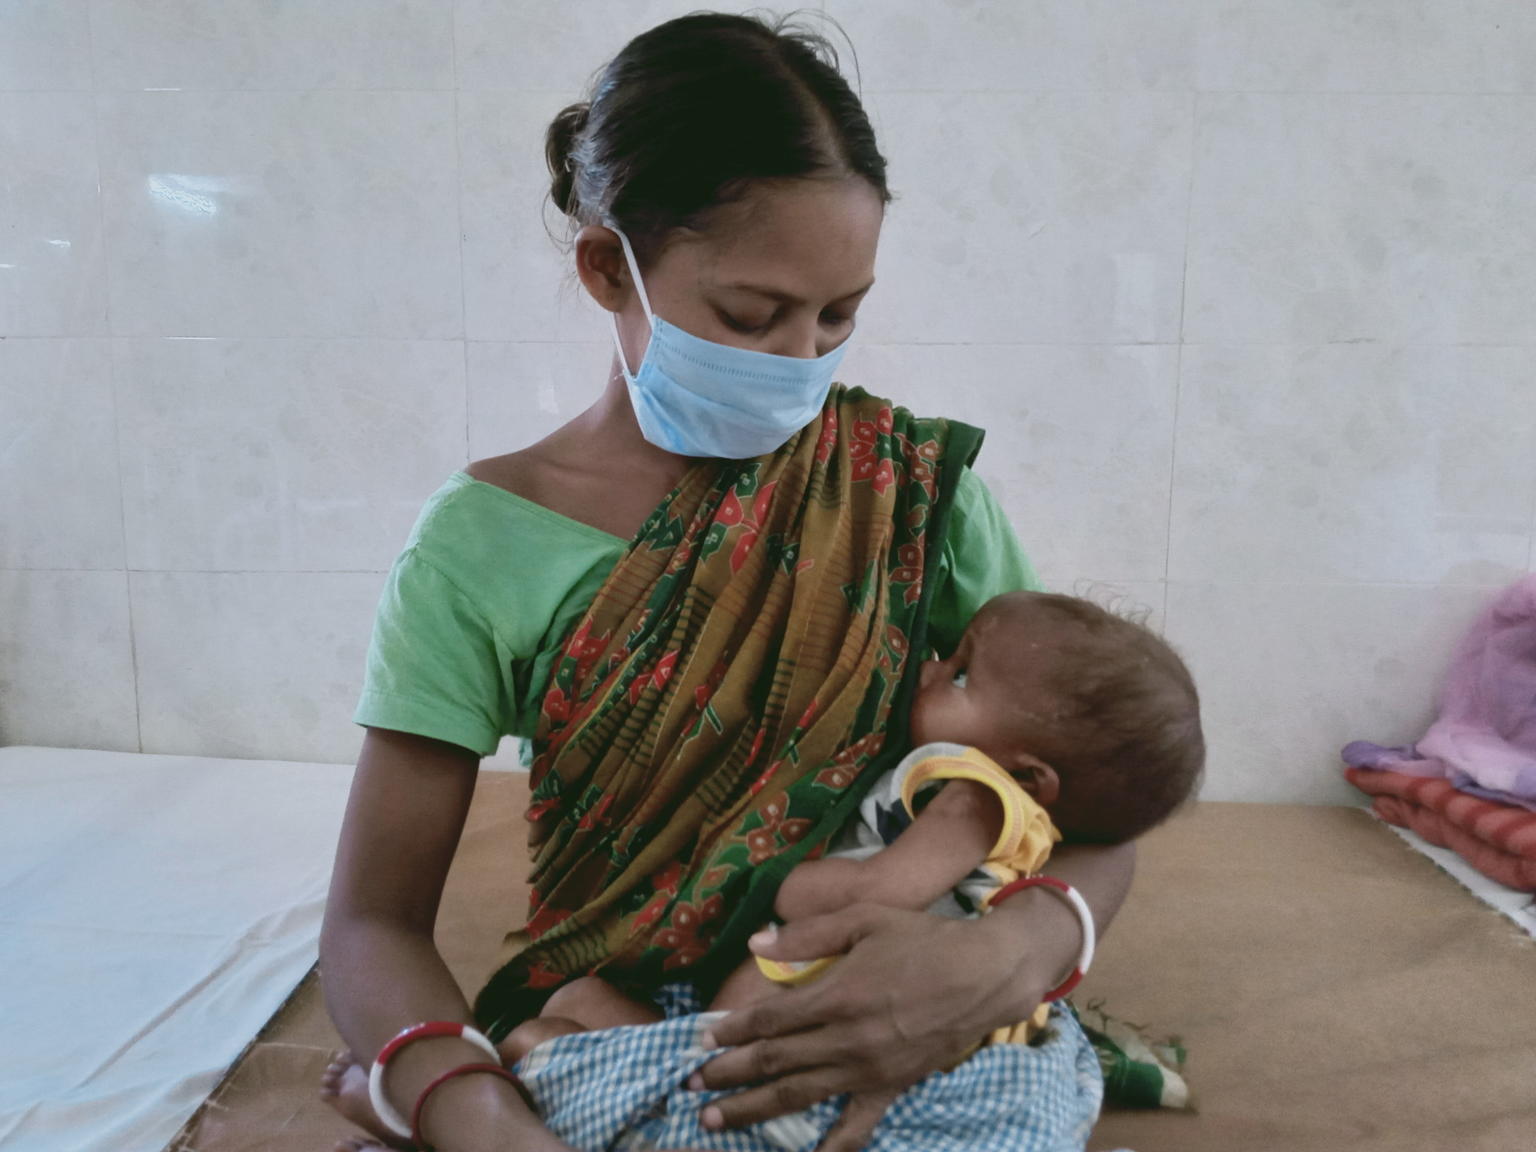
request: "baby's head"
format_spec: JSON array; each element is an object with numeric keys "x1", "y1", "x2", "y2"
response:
[{"x1": 910, "y1": 591, "x2": 1204, "y2": 843}]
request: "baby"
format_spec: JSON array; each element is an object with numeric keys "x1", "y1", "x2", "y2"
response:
[
  {"x1": 321, "y1": 590, "x2": 1204, "y2": 1141},
  {"x1": 500, "y1": 588, "x2": 1205, "y2": 1053}
]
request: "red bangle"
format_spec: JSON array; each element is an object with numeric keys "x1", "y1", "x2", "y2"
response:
[
  {"x1": 411, "y1": 1063, "x2": 536, "y2": 1149},
  {"x1": 987, "y1": 875, "x2": 1097, "y2": 1002},
  {"x1": 368, "y1": 1021, "x2": 501, "y2": 1138}
]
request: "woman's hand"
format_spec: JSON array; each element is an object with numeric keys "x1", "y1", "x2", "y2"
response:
[{"x1": 689, "y1": 903, "x2": 1059, "y2": 1152}]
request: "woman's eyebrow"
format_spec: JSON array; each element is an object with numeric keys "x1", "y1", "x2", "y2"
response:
[{"x1": 716, "y1": 279, "x2": 876, "y2": 305}]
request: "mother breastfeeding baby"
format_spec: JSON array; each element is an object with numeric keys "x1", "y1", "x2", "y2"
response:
[{"x1": 317, "y1": 12, "x2": 1203, "y2": 1152}]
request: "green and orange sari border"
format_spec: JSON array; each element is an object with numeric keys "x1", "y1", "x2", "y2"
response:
[{"x1": 675, "y1": 415, "x2": 986, "y2": 999}]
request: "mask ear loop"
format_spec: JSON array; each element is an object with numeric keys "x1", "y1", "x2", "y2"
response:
[{"x1": 607, "y1": 224, "x2": 653, "y2": 382}]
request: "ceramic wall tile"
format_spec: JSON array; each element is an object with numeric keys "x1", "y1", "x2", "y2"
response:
[
  {"x1": 0, "y1": 569, "x2": 139, "y2": 750},
  {"x1": 456, "y1": 91, "x2": 611, "y2": 343},
  {"x1": 1191, "y1": 1, "x2": 1536, "y2": 93},
  {"x1": 842, "y1": 342, "x2": 1178, "y2": 584},
  {"x1": 823, "y1": 0, "x2": 1195, "y2": 92},
  {"x1": 0, "y1": 339, "x2": 124, "y2": 570},
  {"x1": 97, "y1": 91, "x2": 462, "y2": 338},
  {"x1": 1186, "y1": 94, "x2": 1536, "y2": 345},
  {"x1": 0, "y1": 93, "x2": 107, "y2": 336},
  {"x1": 131, "y1": 570, "x2": 379, "y2": 762},
  {"x1": 90, "y1": 0, "x2": 454, "y2": 90},
  {"x1": 453, "y1": 0, "x2": 774, "y2": 92},
  {"x1": 1165, "y1": 581, "x2": 1496, "y2": 804},
  {"x1": 114, "y1": 338, "x2": 467, "y2": 572},
  {"x1": 0, "y1": 0, "x2": 92, "y2": 91},
  {"x1": 863, "y1": 90, "x2": 1194, "y2": 345},
  {"x1": 1170, "y1": 344, "x2": 1536, "y2": 586},
  {"x1": 466, "y1": 341, "x2": 612, "y2": 460}
]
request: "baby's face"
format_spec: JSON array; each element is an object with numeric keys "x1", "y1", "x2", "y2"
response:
[{"x1": 909, "y1": 594, "x2": 1070, "y2": 767}]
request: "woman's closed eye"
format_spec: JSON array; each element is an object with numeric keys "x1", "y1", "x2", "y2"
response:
[
  {"x1": 719, "y1": 309, "x2": 856, "y2": 335},
  {"x1": 720, "y1": 310, "x2": 772, "y2": 334}
]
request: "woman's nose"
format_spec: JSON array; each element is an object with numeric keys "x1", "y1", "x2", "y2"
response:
[{"x1": 769, "y1": 318, "x2": 828, "y2": 360}]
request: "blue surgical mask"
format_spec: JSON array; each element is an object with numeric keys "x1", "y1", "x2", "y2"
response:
[{"x1": 607, "y1": 225, "x2": 852, "y2": 459}]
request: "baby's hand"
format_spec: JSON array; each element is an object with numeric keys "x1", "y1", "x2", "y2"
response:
[{"x1": 773, "y1": 856, "x2": 868, "y2": 921}]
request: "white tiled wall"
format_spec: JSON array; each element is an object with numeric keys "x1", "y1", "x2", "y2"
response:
[{"x1": 3, "y1": 2, "x2": 1533, "y2": 801}]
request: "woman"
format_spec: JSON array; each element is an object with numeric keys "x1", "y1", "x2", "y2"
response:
[{"x1": 319, "y1": 12, "x2": 1135, "y2": 1152}]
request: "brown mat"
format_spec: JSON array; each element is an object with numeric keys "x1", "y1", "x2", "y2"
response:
[{"x1": 169, "y1": 774, "x2": 1536, "y2": 1152}]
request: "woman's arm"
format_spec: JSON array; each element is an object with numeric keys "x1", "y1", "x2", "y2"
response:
[
  {"x1": 320, "y1": 727, "x2": 573, "y2": 1152},
  {"x1": 694, "y1": 839, "x2": 1137, "y2": 1152},
  {"x1": 975, "y1": 839, "x2": 1137, "y2": 1013}
]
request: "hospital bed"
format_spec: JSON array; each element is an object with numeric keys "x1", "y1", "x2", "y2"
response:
[{"x1": 5, "y1": 745, "x2": 1533, "y2": 1152}]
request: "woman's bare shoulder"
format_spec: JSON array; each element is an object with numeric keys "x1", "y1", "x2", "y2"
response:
[{"x1": 465, "y1": 446, "x2": 548, "y2": 502}]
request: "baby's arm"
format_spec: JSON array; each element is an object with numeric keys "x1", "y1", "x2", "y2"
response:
[{"x1": 773, "y1": 779, "x2": 1005, "y2": 921}]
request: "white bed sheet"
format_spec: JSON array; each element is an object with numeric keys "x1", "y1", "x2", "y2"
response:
[
  {"x1": 0, "y1": 746, "x2": 354, "y2": 1152},
  {"x1": 1372, "y1": 810, "x2": 1536, "y2": 942}
]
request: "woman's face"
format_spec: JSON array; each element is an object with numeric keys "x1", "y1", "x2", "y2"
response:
[{"x1": 600, "y1": 175, "x2": 885, "y2": 366}]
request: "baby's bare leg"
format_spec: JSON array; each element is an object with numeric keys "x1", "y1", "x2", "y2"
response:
[{"x1": 498, "y1": 975, "x2": 664, "y2": 1064}]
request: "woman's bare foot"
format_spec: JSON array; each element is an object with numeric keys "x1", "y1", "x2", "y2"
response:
[{"x1": 318, "y1": 1049, "x2": 411, "y2": 1151}]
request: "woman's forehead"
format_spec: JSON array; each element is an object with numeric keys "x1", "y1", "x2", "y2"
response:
[{"x1": 678, "y1": 178, "x2": 883, "y2": 294}]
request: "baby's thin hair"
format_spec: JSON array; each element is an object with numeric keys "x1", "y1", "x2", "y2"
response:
[
  {"x1": 995, "y1": 592, "x2": 1205, "y2": 844},
  {"x1": 1069, "y1": 579, "x2": 1156, "y2": 631}
]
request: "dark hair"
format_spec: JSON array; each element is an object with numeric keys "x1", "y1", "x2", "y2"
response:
[
  {"x1": 544, "y1": 10, "x2": 890, "y2": 267},
  {"x1": 994, "y1": 593, "x2": 1206, "y2": 845}
]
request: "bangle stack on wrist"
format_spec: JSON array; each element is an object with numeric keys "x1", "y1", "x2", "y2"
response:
[
  {"x1": 367, "y1": 1021, "x2": 536, "y2": 1150},
  {"x1": 987, "y1": 875, "x2": 1097, "y2": 1001}
]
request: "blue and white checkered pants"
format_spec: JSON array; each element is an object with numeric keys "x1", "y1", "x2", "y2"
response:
[{"x1": 511, "y1": 982, "x2": 1105, "y2": 1151}]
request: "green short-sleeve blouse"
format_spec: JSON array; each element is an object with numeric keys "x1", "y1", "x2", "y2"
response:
[{"x1": 353, "y1": 468, "x2": 1042, "y2": 758}]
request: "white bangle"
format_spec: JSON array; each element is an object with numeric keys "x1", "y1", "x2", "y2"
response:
[
  {"x1": 367, "y1": 1021, "x2": 500, "y2": 1138},
  {"x1": 987, "y1": 875, "x2": 1096, "y2": 1001}
]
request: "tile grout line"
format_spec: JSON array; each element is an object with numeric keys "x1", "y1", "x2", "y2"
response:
[
  {"x1": 1163, "y1": 91, "x2": 1200, "y2": 593},
  {"x1": 5, "y1": 335, "x2": 1536, "y2": 350},
  {"x1": 83, "y1": 3, "x2": 144, "y2": 754},
  {"x1": 449, "y1": 3, "x2": 472, "y2": 468}
]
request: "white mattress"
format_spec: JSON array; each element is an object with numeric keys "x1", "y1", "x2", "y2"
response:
[
  {"x1": 1379, "y1": 815, "x2": 1536, "y2": 942},
  {"x1": 0, "y1": 746, "x2": 354, "y2": 1152}
]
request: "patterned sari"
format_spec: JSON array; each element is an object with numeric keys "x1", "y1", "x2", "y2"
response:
[{"x1": 473, "y1": 385, "x2": 984, "y2": 1041}]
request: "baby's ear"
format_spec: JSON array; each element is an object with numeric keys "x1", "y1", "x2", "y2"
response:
[{"x1": 1005, "y1": 752, "x2": 1060, "y2": 807}]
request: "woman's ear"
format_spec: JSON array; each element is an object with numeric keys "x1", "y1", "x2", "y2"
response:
[
  {"x1": 1005, "y1": 752, "x2": 1060, "y2": 808},
  {"x1": 574, "y1": 224, "x2": 630, "y2": 312}
]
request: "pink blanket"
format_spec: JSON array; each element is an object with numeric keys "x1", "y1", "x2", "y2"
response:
[
  {"x1": 1345, "y1": 766, "x2": 1536, "y2": 891},
  {"x1": 1343, "y1": 575, "x2": 1536, "y2": 810}
]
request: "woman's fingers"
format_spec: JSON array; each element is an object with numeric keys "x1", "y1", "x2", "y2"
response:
[
  {"x1": 698, "y1": 1064, "x2": 850, "y2": 1132},
  {"x1": 693, "y1": 1017, "x2": 873, "y2": 1092},
  {"x1": 706, "y1": 904, "x2": 892, "y2": 1051},
  {"x1": 815, "y1": 1089, "x2": 900, "y2": 1152},
  {"x1": 749, "y1": 903, "x2": 890, "y2": 965}
]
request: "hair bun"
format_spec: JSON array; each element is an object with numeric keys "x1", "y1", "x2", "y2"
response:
[{"x1": 545, "y1": 101, "x2": 591, "y2": 217}]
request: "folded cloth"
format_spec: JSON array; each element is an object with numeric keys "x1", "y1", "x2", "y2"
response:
[
  {"x1": 511, "y1": 982, "x2": 1105, "y2": 1152},
  {"x1": 1076, "y1": 1001, "x2": 1193, "y2": 1111},
  {"x1": 1342, "y1": 575, "x2": 1536, "y2": 810},
  {"x1": 1345, "y1": 766, "x2": 1536, "y2": 891}
]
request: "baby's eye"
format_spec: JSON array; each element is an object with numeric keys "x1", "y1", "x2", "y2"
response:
[{"x1": 952, "y1": 669, "x2": 968, "y2": 687}]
